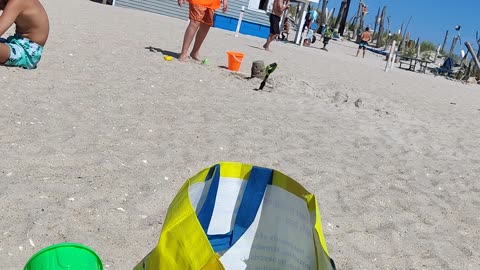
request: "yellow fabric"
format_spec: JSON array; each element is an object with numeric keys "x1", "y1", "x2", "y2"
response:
[{"x1": 136, "y1": 162, "x2": 334, "y2": 270}]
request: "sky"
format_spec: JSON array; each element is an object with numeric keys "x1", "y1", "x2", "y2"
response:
[{"x1": 320, "y1": 0, "x2": 480, "y2": 53}]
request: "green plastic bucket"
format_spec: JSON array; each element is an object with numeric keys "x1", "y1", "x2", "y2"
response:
[{"x1": 24, "y1": 242, "x2": 103, "y2": 270}]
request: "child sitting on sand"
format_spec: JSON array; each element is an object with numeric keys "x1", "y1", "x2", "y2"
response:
[{"x1": 0, "y1": 0, "x2": 49, "y2": 69}]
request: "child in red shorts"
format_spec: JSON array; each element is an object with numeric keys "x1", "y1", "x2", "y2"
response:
[{"x1": 178, "y1": 0, "x2": 228, "y2": 61}]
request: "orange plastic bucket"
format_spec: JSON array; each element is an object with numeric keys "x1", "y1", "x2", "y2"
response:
[{"x1": 226, "y1": 51, "x2": 244, "y2": 71}]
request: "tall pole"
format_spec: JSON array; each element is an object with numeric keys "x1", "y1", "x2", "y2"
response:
[
  {"x1": 318, "y1": 0, "x2": 329, "y2": 33},
  {"x1": 338, "y1": 0, "x2": 351, "y2": 36},
  {"x1": 359, "y1": 6, "x2": 365, "y2": 32},
  {"x1": 465, "y1": 42, "x2": 480, "y2": 71},
  {"x1": 449, "y1": 36, "x2": 458, "y2": 55},
  {"x1": 353, "y1": 1, "x2": 363, "y2": 39},
  {"x1": 373, "y1": 7, "x2": 380, "y2": 37},
  {"x1": 398, "y1": 16, "x2": 412, "y2": 52},
  {"x1": 334, "y1": 0, "x2": 347, "y2": 32},
  {"x1": 441, "y1": 30, "x2": 449, "y2": 53},
  {"x1": 327, "y1": 8, "x2": 335, "y2": 27},
  {"x1": 376, "y1": 6, "x2": 386, "y2": 48}
]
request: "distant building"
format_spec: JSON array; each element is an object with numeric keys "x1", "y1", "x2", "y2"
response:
[{"x1": 114, "y1": 0, "x2": 275, "y2": 38}]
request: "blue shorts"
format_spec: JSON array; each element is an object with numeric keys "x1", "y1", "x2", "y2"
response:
[
  {"x1": 358, "y1": 41, "x2": 368, "y2": 49},
  {"x1": 0, "y1": 35, "x2": 44, "y2": 69}
]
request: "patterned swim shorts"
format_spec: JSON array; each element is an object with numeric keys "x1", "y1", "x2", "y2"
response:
[
  {"x1": 1, "y1": 35, "x2": 44, "y2": 69},
  {"x1": 189, "y1": 4, "x2": 214, "y2": 26}
]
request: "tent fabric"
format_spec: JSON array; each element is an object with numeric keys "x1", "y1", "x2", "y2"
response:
[{"x1": 134, "y1": 162, "x2": 336, "y2": 270}]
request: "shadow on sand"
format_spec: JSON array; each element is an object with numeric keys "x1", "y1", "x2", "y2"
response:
[
  {"x1": 90, "y1": 0, "x2": 113, "y2": 5},
  {"x1": 145, "y1": 46, "x2": 180, "y2": 59}
]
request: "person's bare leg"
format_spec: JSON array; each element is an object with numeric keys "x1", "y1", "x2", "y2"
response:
[
  {"x1": 179, "y1": 20, "x2": 201, "y2": 61},
  {"x1": 356, "y1": 48, "x2": 360, "y2": 57},
  {"x1": 263, "y1": 34, "x2": 277, "y2": 51},
  {"x1": 190, "y1": 23, "x2": 210, "y2": 61},
  {"x1": 0, "y1": 43, "x2": 10, "y2": 64},
  {"x1": 363, "y1": 48, "x2": 366, "y2": 58}
]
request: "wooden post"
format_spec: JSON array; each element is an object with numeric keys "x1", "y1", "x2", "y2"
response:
[
  {"x1": 373, "y1": 7, "x2": 380, "y2": 37},
  {"x1": 465, "y1": 42, "x2": 480, "y2": 71},
  {"x1": 440, "y1": 30, "x2": 449, "y2": 54},
  {"x1": 327, "y1": 8, "x2": 335, "y2": 27},
  {"x1": 433, "y1": 45, "x2": 441, "y2": 63},
  {"x1": 449, "y1": 36, "x2": 458, "y2": 55},
  {"x1": 333, "y1": 0, "x2": 346, "y2": 32},
  {"x1": 416, "y1": 38, "x2": 421, "y2": 58},
  {"x1": 398, "y1": 16, "x2": 411, "y2": 52},
  {"x1": 338, "y1": 0, "x2": 351, "y2": 36},
  {"x1": 359, "y1": 5, "x2": 365, "y2": 32},
  {"x1": 319, "y1": 0, "x2": 328, "y2": 33},
  {"x1": 295, "y1": 2, "x2": 307, "y2": 45},
  {"x1": 385, "y1": 40, "x2": 396, "y2": 72},
  {"x1": 353, "y1": 1, "x2": 362, "y2": 40},
  {"x1": 376, "y1": 6, "x2": 386, "y2": 48}
]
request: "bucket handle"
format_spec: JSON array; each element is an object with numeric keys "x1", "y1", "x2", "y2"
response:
[{"x1": 231, "y1": 54, "x2": 243, "y2": 63}]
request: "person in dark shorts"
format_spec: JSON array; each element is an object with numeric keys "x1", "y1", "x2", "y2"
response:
[
  {"x1": 269, "y1": 13, "x2": 281, "y2": 35},
  {"x1": 356, "y1": 27, "x2": 371, "y2": 58},
  {"x1": 263, "y1": 0, "x2": 289, "y2": 51}
]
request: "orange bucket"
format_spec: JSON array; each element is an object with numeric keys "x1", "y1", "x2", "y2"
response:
[{"x1": 226, "y1": 51, "x2": 244, "y2": 71}]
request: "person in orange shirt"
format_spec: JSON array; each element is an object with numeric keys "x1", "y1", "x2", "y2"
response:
[
  {"x1": 356, "y1": 27, "x2": 371, "y2": 58},
  {"x1": 178, "y1": 0, "x2": 228, "y2": 61}
]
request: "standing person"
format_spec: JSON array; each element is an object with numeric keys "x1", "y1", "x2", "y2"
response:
[
  {"x1": 303, "y1": 7, "x2": 318, "y2": 32},
  {"x1": 302, "y1": 5, "x2": 311, "y2": 32},
  {"x1": 178, "y1": 0, "x2": 228, "y2": 61},
  {"x1": 0, "y1": 0, "x2": 49, "y2": 69},
  {"x1": 263, "y1": 0, "x2": 290, "y2": 51},
  {"x1": 356, "y1": 27, "x2": 371, "y2": 58}
]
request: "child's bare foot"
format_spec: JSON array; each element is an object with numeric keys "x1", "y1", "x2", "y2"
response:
[
  {"x1": 263, "y1": 44, "x2": 271, "y2": 51},
  {"x1": 190, "y1": 52, "x2": 201, "y2": 61},
  {"x1": 178, "y1": 53, "x2": 188, "y2": 61}
]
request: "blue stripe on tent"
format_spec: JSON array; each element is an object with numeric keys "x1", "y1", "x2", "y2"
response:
[{"x1": 197, "y1": 164, "x2": 273, "y2": 252}]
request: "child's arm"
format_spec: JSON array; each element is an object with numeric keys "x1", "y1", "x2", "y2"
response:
[
  {"x1": 222, "y1": 0, "x2": 228, "y2": 13},
  {"x1": 0, "y1": 0, "x2": 23, "y2": 37}
]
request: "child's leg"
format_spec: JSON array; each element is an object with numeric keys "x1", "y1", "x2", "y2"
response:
[
  {"x1": 0, "y1": 43, "x2": 10, "y2": 64},
  {"x1": 190, "y1": 23, "x2": 210, "y2": 61},
  {"x1": 179, "y1": 20, "x2": 201, "y2": 61}
]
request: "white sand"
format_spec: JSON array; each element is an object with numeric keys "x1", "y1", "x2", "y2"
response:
[{"x1": 0, "y1": 0, "x2": 479, "y2": 269}]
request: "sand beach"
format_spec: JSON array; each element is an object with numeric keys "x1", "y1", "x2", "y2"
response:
[{"x1": 0, "y1": 0, "x2": 479, "y2": 269}]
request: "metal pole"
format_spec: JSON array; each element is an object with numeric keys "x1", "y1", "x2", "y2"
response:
[{"x1": 234, "y1": 6, "x2": 245, "y2": 37}]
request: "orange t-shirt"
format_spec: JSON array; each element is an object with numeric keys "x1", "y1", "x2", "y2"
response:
[{"x1": 189, "y1": 0, "x2": 220, "y2": 9}]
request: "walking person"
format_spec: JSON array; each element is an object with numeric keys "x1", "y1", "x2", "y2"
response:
[
  {"x1": 263, "y1": 0, "x2": 290, "y2": 51},
  {"x1": 356, "y1": 27, "x2": 371, "y2": 58}
]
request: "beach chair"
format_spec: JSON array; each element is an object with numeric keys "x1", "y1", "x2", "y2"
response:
[{"x1": 434, "y1": 57, "x2": 454, "y2": 77}]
